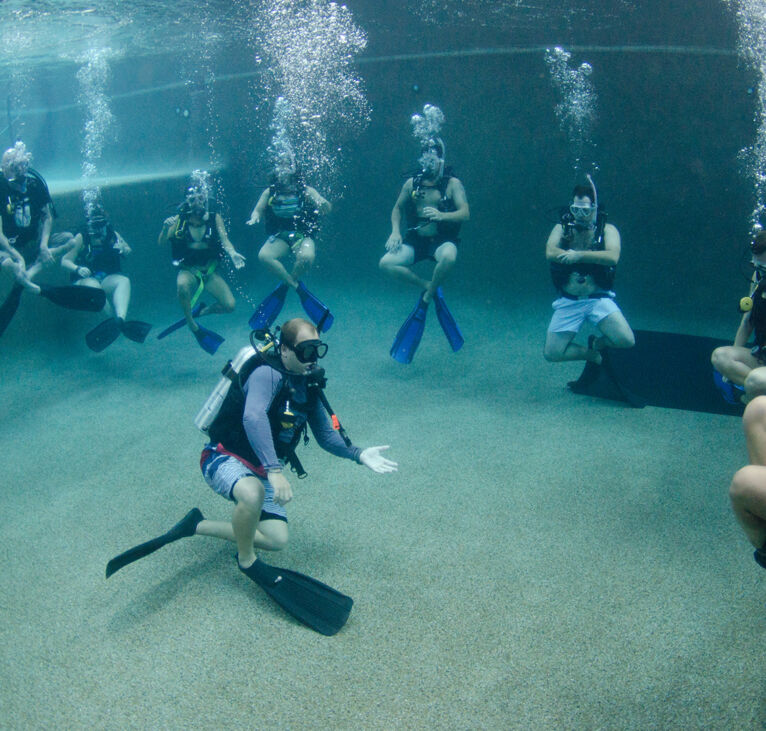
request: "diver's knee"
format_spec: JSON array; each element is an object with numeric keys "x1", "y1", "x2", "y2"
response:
[
  {"x1": 268, "y1": 527, "x2": 289, "y2": 552},
  {"x1": 730, "y1": 465, "x2": 764, "y2": 503},
  {"x1": 234, "y1": 479, "x2": 265, "y2": 511},
  {"x1": 296, "y1": 253, "x2": 315, "y2": 269},
  {"x1": 219, "y1": 295, "x2": 235, "y2": 313},
  {"x1": 616, "y1": 331, "x2": 635, "y2": 349},
  {"x1": 745, "y1": 370, "x2": 766, "y2": 397},
  {"x1": 543, "y1": 345, "x2": 563, "y2": 362},
  {"x1": 744, "y1": 395, "x2": 766, "y2": 430},
  {"x1": 439, "y1": 244, "x2": 458, "y2": 265},
  {"x1": 711, "y1": 347, "x2": 727, "y2": 370}
]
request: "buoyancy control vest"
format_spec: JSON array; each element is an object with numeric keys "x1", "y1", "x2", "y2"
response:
[
  {"x1": 549, "y1": 208, "x2": 616, "y2": 293},
  {"x1": 170, "y1": 209, "x2": 222, "y2": 267},
  {"x1": 0, "y1": 168, "x2": 53, "y2": 246},
  {"x1": 206, "y1": 348, "x2": 317, "y2": 474},
  {"x1": 406, "y1": 172, "x2": 461, "y2": 240},
  {"x1": 751, "y1": 272, "x2": 766, "y2": 352}
]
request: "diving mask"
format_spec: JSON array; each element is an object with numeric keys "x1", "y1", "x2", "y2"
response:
[
  {"x1": 570, "y1": 203, "x2": 596, "y2": 221},
  {"x1": 290, "y1": 338, "x2": 328, "y2": 364}
]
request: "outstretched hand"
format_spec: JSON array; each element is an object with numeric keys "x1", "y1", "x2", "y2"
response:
[{"x1": 360, "y1": 445, "x2": 398, "y2": 474}]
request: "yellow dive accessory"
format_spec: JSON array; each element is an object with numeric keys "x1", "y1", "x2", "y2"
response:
[{"x1": 740, "y1": 296, "x2": 754, "y2": 313}]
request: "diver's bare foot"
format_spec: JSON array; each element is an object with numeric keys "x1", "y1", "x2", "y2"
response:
[
  {"x1": 586, "y1": 334, "x2": 603, "y2": 365},
  {"x1": 4, "y1": 261, "x2": 40, "y2": 294}
]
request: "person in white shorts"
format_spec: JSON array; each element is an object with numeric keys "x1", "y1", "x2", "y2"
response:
[{"x1": 543, "y1": 180, "x2": 634, "y2": 371}]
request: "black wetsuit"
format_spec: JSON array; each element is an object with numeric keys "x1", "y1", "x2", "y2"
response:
[{"x1": 0, "y1": 170, "x2": 52, "y2": 254}]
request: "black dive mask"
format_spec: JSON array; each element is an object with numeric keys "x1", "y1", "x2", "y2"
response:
[{"x1": 291, "y1": 339, "x2": 328, "y2": 363}]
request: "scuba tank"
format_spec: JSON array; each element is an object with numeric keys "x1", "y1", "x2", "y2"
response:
[
  {"x1": 194, "y1": 331, "x2": 279, "y2": 433},
  {"x1": 194, "y1": 345, "x2": 257, "y2": 433}
]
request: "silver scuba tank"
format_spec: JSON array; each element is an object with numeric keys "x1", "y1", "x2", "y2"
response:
[{"x1": 193, "y1": 345, "x2": 257, "y2": 433}]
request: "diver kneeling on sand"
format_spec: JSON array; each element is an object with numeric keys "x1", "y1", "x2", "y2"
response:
[
  {"x1": 106, "y1": 317, "x2": 397, "y2": 635},
  {"x1": 543, "y1": 177, "x2": 635, "y2": 390},
  {"x1": 729, "y1": 396, "x2": 766, "y2": 570}
]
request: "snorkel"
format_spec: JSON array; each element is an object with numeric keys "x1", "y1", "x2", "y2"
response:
[
  {"x1": 586, "y1": 173, "x2": 598, "y2": 215},
  {"x1": 570, "y1": 174, "x2": 598, "y2": 231}
]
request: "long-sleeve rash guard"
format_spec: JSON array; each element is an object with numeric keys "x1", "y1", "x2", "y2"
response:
[{"x1": 241, "y1": 364, "x2": 361, "y2": 471}]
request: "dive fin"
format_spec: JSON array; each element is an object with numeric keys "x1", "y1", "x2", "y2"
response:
[
  {"x1": 85, "y1": 317, "x2": 122, "y2": 352},
  {"x1": 120, "y1": 319, "x2": 152, "y2": 343},
  {"x1": 296, "y1": 281, "x2": 334, "y2": 332},
  {"x1": 249, "y1": 282, "x2": 289, "y2": 330},
  {"x1": 193, "y1": 323, "x2": 225, "y2": 355},
  {"x1": 105, "y1": 508, "x2": 204, "y2": 578},
  {"x1": 390, "y1": 293, "x2": 429, "y2": 364},
  {"x1": 0, "y1": 283, "x2": 24, "y2": 337},
  {"x1": 600, "y1": 349, "x2": 646, "y2": 408},
  {"x1": 157, "y1": 302, "x2": 205, "y2": 339},
  {"x1": 433, "y1": 287, "x2": 464, "y2": 352},
  {"x1": 239, "y1": 557, "x2": 353, "y2": 636},
  {"x1": 40, "y1": 284, "x2": 106, "y2": 312}
]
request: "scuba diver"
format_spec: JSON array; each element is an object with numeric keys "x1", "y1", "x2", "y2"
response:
[
  {"x1": 247, "y1": 152, "x2": 335, "y2": 333},
  {"x1": 105, "y1": 317, "x2": 397, "y2": 635},
  {"x1": 60, "y1": 202, "x2": 152, "y2": 352},
  {"x1": 0, "y1": 141, "x2": 105, "y2": 337},
  {"x1": 729, "y1": 395, "x2": 766, "y2": 570},
  {"x1": 157, "y1": 171, "x2": 246, "y2": 355},
  {"x1": 711, "y1": 230, "x2": 766, "y2": 404},
  {"x1": 543, "y1": 178, "x2": 634, "y2": 388},
  {"x1": 379, "y1": 105, "x2": 469, "y2": 364}
]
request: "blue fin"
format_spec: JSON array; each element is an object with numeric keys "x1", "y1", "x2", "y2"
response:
[
  {"x1": 296, "y1": 281, "x2": 334, "y2": 332},
  {"x1": 713, "y1": 369, "x2": 743, "y2": 405},
  {"x1": 249, "y1": 282, "x2": 289, "y2": 330},
  {"x1": 157, "y1": 302, "x2": 204, "y2": 339},
  {"x1": 390, "y1": 293, "x2": 429, "y2": 364},
  {"x1": 193, "y1": 323, "x2": 225, "y2": 355},
  {"x1": 433, "y1": 287, "x2": 464, "y2": 352}
]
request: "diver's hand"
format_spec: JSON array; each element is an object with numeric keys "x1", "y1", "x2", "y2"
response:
[
  {"x1": 360, "y1": 446, "x2": 398, "y2": 474},
  {"x1": 557, "y1": 250, "x2": 582, "y2": 263},
  {"x1": 76, "y1": 266, "x2": 92, "y2": 278},
  {"x1": 229, "y1": 250, "x2": 246, "y2": 269},
  {"x1": 269, "y1": 471, "x2": 293, "y2": 505},
  {"x1": 246, "y1": 212, "x2": 260, "y2": 226},
  {"x1": 39, "y1": 246, "x2": 54, "y2": 264},
  {"x1": 163, "y1": 216, "x2": 177, "y2": 228},
  {"x1": 422, "y1": 206, "x2": 442, "y2": 221},
  {"x1": 385, "y1": 233, "x2": 402, "y2": 252},
  {"x1": 114, "y1": 235, "x2": 131, "y2": 255}
]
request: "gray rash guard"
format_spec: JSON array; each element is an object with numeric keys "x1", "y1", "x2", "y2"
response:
[{"x1": 242, "y1": 363, "x2": 362, "y2": 471}]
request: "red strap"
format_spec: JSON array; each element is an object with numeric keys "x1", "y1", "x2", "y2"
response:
[{"x1": 210, "y1": 443, "x2": 268, "y2": 478}]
